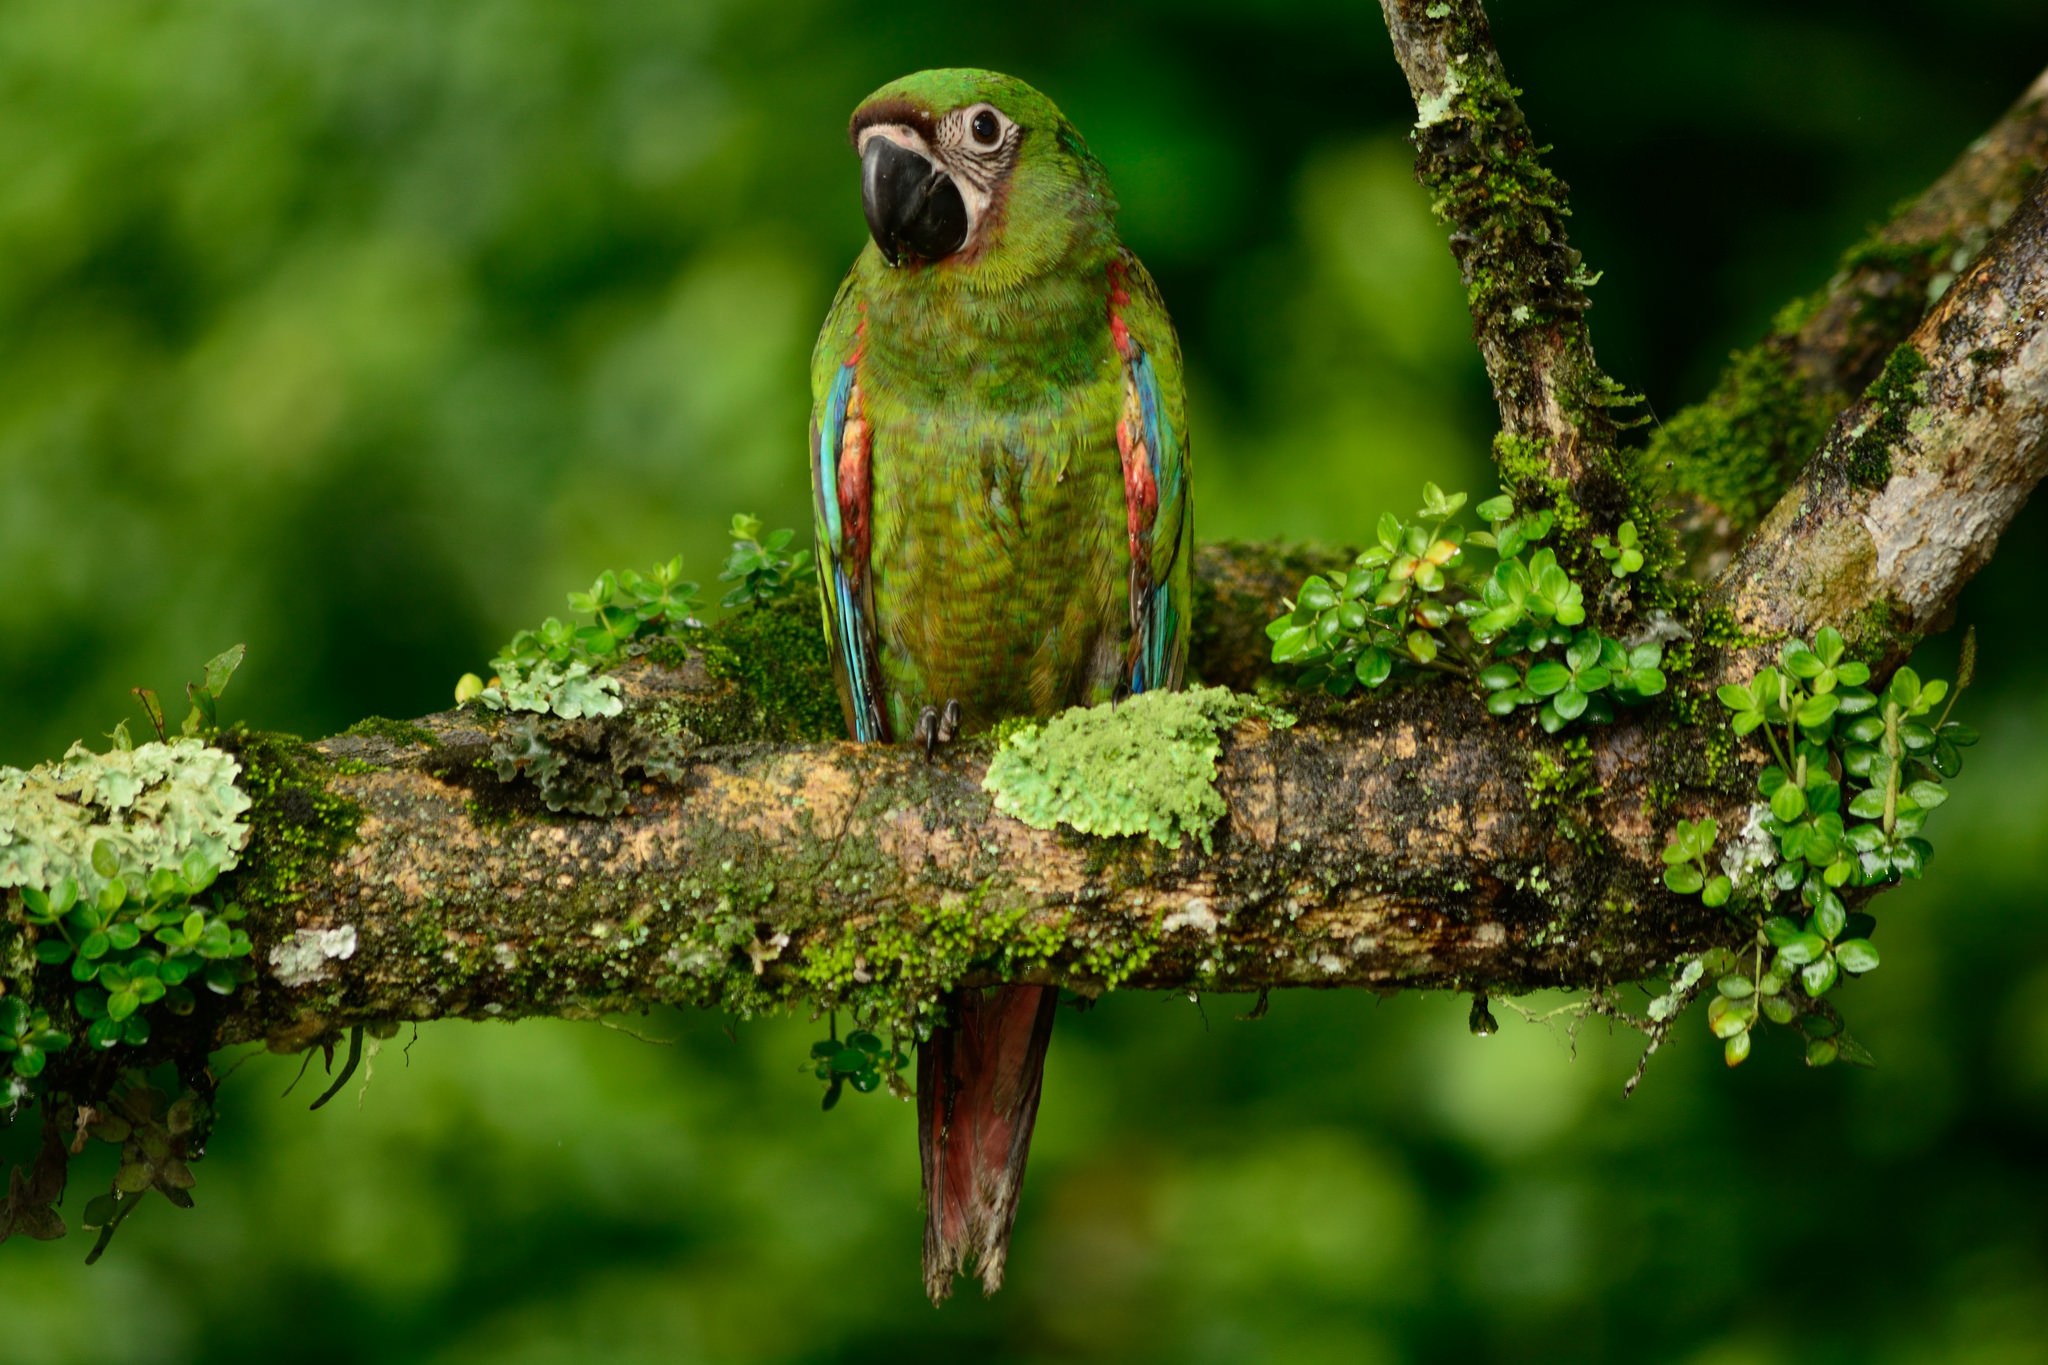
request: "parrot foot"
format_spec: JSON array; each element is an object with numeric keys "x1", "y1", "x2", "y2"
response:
[{"x1": 913, "y1": 699, "x2": 962, "y2": 761}]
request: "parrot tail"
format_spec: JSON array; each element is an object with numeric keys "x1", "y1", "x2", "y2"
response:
[{"x1": 917, "y1": 983, "x2": 1059, "y2": 1303}]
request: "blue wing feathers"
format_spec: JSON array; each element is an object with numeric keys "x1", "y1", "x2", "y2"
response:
[
  {"x1": 814, "y1": 359, "x2": 885, "y2": 741},
  {"x1": 1125, "y1": 345, "x2": 1184, "y2": 698}
]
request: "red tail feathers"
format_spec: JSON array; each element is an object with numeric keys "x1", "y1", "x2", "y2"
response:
[{"x1": 917, "y1": 983, "x2": 1059, "y2": 1302}]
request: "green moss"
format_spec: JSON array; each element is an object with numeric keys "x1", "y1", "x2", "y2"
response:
[
  {"x1": 689, "y1": 597, "x2": 841, "y2": 743},
  {"x1": 983, "y1": 687, "x2": 1291, "y2": 852},
  {"x1": 1527, "y1": 736, "x2": 1603, "y2": 854},
  {"x1": 1493, "y1": 432, "x2": 1550, "y2": 490},
  {"x1": 340, "y1": 717, "x2": 439, "y2": 748},
  {"x1": 1644, "y1": 339, "x2": 1841, "y2": 531},
  {"x1": 1839, "y1": 343, "x2": 1930, "y2": 489},
  {"x1": 216, "y1": 731, "x2": 362, "y2": 924}
]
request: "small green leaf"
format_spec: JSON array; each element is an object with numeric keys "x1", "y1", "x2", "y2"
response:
[
  {"x1": 1778, "y1": 932, "x2": 1827, "y2": 967},
  {"x1": 1769, "y1": 783, "x2": 1808, "y2": 823},
  {"x1": 1905, "y1": 780, "x2": 1947, "y2": 809},
  {"x1": 1835, "y1": 939, "x2": 1881, "y2": 973},
  {"x1": 1796, "y1": 693, "x2": 1841, "y2": 728},
  {"x1": 1524, "y1": 661, "x2": 1570, "y2": 696},
  {"x1": 1478, "y1": 663, "x2": 1521, "y2": 691},
  {"x1": 1663, "y1": 865, "x2": 1705, "y2": 895},
  {"x1": 1706, "y1": 995, "x2": 1755, "y2": 1039},
  {"x1": 1781, "y1": 642, "x2": 1824, "y2": 679}
]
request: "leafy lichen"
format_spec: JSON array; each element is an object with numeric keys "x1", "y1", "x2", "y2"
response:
[
  {"x1": 474, "y1": 660, "x2": 623, "y2": 720},
  {"x1": 983, "y1": 687, "x2": 1293, "y2": 852},
  {"x1": 0, "y1": 740, "x2": 252, "y2": 900}
]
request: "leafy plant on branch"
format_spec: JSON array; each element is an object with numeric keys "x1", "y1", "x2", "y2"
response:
[
  {"x1": 20, "y1": 853, "x2": 253, "y2": 1055},
  {"x1": 719, "y1": 514, "x2": 814, "y2": 611},
  {"x1": 493, "y1": 555, "x2": 704, "y2": 677},
  {"x1": 1266, "y1": 483, "x2": 1666, "y2": 730},
  {"x1": 1664, "y1": 628, "x2": 1976, "y2": 1066}
]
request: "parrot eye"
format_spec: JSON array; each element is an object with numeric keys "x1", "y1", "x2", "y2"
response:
[{"x1": 968, "y1": 108, "x2": 1002, "y2": 148}]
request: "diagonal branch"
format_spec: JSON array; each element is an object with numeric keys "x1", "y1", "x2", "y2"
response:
[
  {"x1": 1655, "y1": 65, "x2": 2048, "y2": 572},
  {"x1": 1715, "y1": 170, "x2": 2048, "y2": 671},
  {"x1": 1379, "y1": 0, "x2": 1639, "y2": 533}
]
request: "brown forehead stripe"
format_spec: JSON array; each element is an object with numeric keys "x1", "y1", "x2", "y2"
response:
[{"x1": 848, "y1": 97, "x2": 935, "y2": 148}]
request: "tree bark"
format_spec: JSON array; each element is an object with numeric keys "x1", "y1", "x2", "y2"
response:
[
  {"x1": 1716, "y1": 171, "x2": 2048, "y2": 673},
  {"x1": 1654, "y1": 64, "x2": 2048, "y2": 573},
  {"x1": 1377, "y1": 0, "x2": 1640, "y2": 535}
]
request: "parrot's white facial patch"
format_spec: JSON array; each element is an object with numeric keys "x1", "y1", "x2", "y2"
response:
[{"x1": 858, "y1": 102, "x2": 1021, "y2": 253}]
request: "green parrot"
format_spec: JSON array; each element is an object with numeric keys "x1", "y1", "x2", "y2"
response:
[{"x1": 808, "y1": 68, "x2": 1193, "y2": 1300}]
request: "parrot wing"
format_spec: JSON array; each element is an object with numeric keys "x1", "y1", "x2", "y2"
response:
[
  {"x1": 810, "y1": 277, "x2": 889, "y2": 741},
  {"x1": 1109, "y1": 251, "x2": 1193, "y2": 696}
]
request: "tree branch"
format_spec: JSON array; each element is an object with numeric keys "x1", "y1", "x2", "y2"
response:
[
  {"x1": 227, "y1": 652, "x2": 1728, "y2": 1054},
  {"x1": 1654, "y1": 65, "x2": 2048, "y2": 572},
  {"x1": 1379, "y1": 0, "x2": 1638, "y2": 531},
  {"x1": 1716, "y1": 169, "x2": 2048, "y2": 669}
]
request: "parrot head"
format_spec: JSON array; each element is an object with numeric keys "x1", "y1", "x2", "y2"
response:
[{"x1": 848, "y1": 69, "x2": 1114, "y2": 284}]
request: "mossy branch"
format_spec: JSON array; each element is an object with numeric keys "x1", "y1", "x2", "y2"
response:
[
  {"x1": 1378, "y1": 0, "x2": 1641, "y2": 537},
  {"x1": 198, "y1": 648, "x2": 1749, "y2": 1058},
  {"x1": 1715, "y1": 170, "x2": 2048, "y2": 674},
  {"x1": 1654, "y1": 64, "x2": 2048, "y2": 571}
]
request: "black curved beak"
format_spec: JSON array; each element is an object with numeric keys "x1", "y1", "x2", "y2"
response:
[{"x1": 861, "y1": 136, "x2": 968, "y2": 267}]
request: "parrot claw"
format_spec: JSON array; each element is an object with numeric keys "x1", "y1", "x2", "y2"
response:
[{"x1": 914, "y1": 699, "x2": 962, "y2": 761}]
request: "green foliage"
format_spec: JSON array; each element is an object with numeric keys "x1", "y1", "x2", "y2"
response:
[
  {"x1": 121, "y1": 644, "x2": 246, "y2": 751},
  {"x1": 1662, "y1": 627, "x2": 1976, "y2": 1066},
  {"x1": 1266, "y1": 484, "x2": 1665, "y2": 731},
  {"x1": 0, "y1": 658, "x2": 262, "y2": 1253},
  {"x1": 0, "y1": 997, "x2": 69, "y2": 1088},
  {"x1": 75, "y1": 1081, "x2": 210, "y2": 1264},
  {"x1": 467, "y1": 519, "x2": 822, "y2": 813},
  {"x1": 494, "y1": 556, "x2": 703, "y2": 678},
  {"x1": 18, "y1": 854, "x2": 253, "y2": 1055},
  {"x1": 1592, "y1": 520, "x2": 1644, "y2": 577},
  {"x1": 719, "y1": 514, "x2": 814, "y2": 611},
  {"x1": 984, "y1": 687, "x2": 1293, "y2": 852},
  {"x1": 806, "y1": 1021, "x2": 910, "y2": 1110},
  {"x1": 1660, "y1": 817, "x2": 1732, "y2": 906}
]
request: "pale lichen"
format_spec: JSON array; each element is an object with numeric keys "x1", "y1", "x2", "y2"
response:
[
  {"x1": 268, "y1": 925, "x2": 359, "y2": 987},
  {"x1": 982, "y1": 687, "x2": 1292, "y2": 852},
  {"x1": 0, "y1": 739, "x2": 252, "y2": 898},
  {"x1": 473, "y1": 660, "x2": 623, "y2": 720}
]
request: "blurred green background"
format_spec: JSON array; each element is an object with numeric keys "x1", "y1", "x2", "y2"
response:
[{"x1": 4, "y1": 1, "x2": 2047, "y2": 1360}]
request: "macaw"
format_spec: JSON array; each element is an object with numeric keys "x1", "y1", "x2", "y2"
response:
[{"x1": 808, "y1": 68, "x2": 1192, "y2": 1301}]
